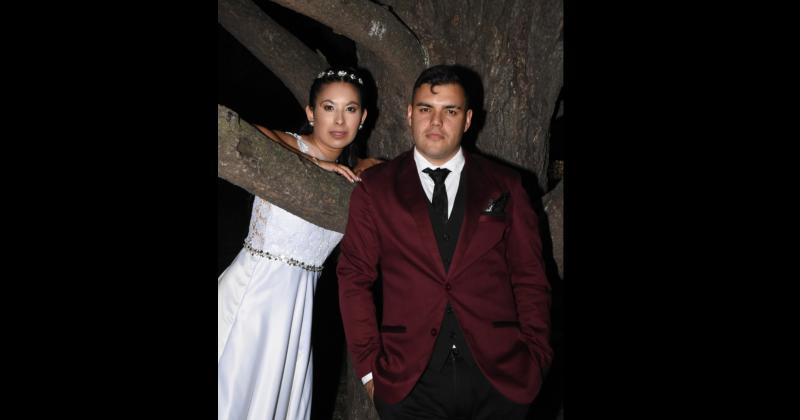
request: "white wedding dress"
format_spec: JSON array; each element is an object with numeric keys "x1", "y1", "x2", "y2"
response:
[{"x1": 218, "y1": 134, "x2": 343, "y2": 420}]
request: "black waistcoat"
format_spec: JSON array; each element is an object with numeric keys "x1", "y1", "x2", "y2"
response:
[{"x1": 426, "y1": 171, "x2": 475, "y2": 369}]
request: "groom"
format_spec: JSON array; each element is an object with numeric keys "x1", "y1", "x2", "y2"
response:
[{"x1": 338, "y1": 64, "x2": 552, "y2": 419}]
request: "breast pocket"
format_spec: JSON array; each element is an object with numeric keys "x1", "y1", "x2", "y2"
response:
[
  {"x1": 380, "y1": 325, "x2": 407, "y2": 333},
  {"x1": 491, "y1": 320, "x2": 520, "y2": 328}
]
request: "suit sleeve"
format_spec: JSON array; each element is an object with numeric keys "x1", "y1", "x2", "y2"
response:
[
  {"x1": 506, "y1": 175, "x2": 554, "y2": 377},
  {"x1": 337, "y1": 181, "x2": 382, "y2": 379}
]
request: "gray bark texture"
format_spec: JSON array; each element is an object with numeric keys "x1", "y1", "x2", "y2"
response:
[
  {"x1": 218, "y1": 105, "x2": 354, "y2": 233},
  {"x1": 382, "y1": 0, "x2": 564, "y2": 191},
  {"x1": 217, "y1": 1, "x2": 563, "y2": 418},
  {"x1": 543, "y1": 180, "x2": 563, "y2": 279}
]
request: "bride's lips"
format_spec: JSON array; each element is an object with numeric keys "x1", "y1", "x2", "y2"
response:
[{"x1": 329, "y1": 131, "x2": 348, "y2": 139}]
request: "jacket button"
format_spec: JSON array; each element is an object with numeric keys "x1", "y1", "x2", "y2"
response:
[
  {"x1": 446, "y1": 306, "x2": 453, "y2": 314},
  {"x1": 445, "y1": 283, "x2": 452, "y2": 291},
  {"x1": 430, "y1": 328, "x2": 437, "y2": 336},
  {"x1": 443, "y1": 233, "x2": 449, "y2": 241}
]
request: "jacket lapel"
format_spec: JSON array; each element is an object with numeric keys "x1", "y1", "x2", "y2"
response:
[
  {"x1": 447, "y1": 153, "x2": 494, "y2": 279},
  {"x1": 395, "y1": 153, "x2": 447, "y2": 279}
]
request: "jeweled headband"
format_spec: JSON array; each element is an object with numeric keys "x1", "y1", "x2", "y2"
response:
[{"x1": 317, "y1": 70, "x2": 364, "y2": 85}]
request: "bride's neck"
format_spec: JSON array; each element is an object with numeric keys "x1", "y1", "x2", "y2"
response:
[{"x1": 306, "y1": 136, "x2": 341, "y2": 162}]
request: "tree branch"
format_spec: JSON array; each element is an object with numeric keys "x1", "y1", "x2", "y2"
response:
[
  {"x1": 270, "y1": 0, "x2": 426, "y2": 94},
  {"x1": 218, "y1": 0, "x2": 326, "y2": 105},
  {"x1": 218, "y1": 104, "x2": 354, "y2": 233},
  {"x1": 266, "y1": 0, "x2": 428, "y2": 160}
]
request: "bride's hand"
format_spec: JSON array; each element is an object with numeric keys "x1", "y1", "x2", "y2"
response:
[
  {"x1": 353, "y1": 157, "x2": 384, "y2": 177},
  {"x1": 316, "y1": 160, "x2": 361, "y2": 183}
]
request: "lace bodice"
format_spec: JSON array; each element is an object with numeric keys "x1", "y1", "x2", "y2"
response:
[{"x1": 243, "y1": 133, "x2": 343, "y2": 268}]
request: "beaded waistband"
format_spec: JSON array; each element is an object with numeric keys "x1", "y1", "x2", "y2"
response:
[{"x1": 243, "y1": 240, "x2": 324, "y2": 272}]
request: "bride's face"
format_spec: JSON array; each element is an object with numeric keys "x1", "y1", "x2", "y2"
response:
[{"x1": 305, "y1": 82, "x2": 367, "y2": 154}]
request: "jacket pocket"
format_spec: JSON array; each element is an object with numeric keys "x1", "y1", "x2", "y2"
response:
[
  {"x1": 491, "y1": 321, "x2": 520, "y2": 328},
  {"x1": 478, "y1": 213, "x2": 506, "y2": 222},
  {"x1": 380, "y1": 325, "x2": 407, "y2": 333}
]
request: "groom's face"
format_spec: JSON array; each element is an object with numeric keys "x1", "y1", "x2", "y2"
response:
[{"x1": 407, "y1": 83, "x2": 473, "y2": 166}]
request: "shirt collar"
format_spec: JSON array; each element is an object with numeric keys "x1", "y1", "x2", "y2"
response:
[{"x1": 413, "y1": 147, "x2": 464, "y2": 174}]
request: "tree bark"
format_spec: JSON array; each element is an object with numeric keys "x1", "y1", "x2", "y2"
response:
[
  {"x1": 249, "y1": 0, "x2": 564, "y2": 192},
  {"x1": 338, "y1": 355, "x2": 379, "y2": 420},
  {"x1": 543, "y1": 179, "x2": 563, "y2": 279},
  {"x1": 269, "y1": 0, "x2": 429, "y2": 161},
  {"x1": 382, "y1": 0, "x2": 563, "y2": 193},
  {"x1": 218, "y1": 0, "x2": 326, "y2": 106},
  {"x1": 269, "y1": 0, "x2": 427, "y2": 87},
  {"x1": 218, "y1": 104, "x2": 354, "y2": 233}
]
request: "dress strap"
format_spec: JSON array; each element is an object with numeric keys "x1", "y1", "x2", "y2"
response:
[{"x1": 285, "y1": 132, "x2": 309, "y2": 154}]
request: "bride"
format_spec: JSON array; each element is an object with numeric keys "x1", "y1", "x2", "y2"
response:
[{"x1": 218, "y1": 68, "x2": 372, "y2": 420}]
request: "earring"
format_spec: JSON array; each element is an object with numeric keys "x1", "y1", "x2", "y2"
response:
[
  {"x1": 309, "y1": 121, "x2": 314, "y2": 127},
  {"x1": 358, "y1": 124, "x2": 363, "y2": 130}
]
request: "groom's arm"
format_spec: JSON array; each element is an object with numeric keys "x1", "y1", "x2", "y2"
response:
[
  {"x1": 505, "y1": 174, "x2": 554, "y2": 377},
  {"x1": 338, "y1": 180, "x2": 382, "y2": 383}
]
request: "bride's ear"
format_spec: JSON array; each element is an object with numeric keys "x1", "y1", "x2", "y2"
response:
[{"x1": 305, "y1": 105, "x2": 314, "y2": 125}]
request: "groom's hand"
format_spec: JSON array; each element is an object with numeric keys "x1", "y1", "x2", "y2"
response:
[{"x1": 364, "y1": 379, "x2": 374, "y2": 401}]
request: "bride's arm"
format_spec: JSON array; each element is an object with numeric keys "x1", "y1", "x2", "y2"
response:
[{"x1": 254, "y1": 125, "x2": 360, "y2": 183}]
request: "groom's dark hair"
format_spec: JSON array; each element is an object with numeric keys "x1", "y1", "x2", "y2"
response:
[{"x1": 411, "y1": 65, "x2": 470, "y2": 110}]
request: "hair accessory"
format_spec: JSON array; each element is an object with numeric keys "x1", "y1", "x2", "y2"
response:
[{"x1": 316, "y1": 70, "x2": 363, "y2": 85}]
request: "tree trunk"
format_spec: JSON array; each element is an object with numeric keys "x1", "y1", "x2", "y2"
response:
[{"x1": 543, "y1": 179, "x2": 563, "y2": 279}]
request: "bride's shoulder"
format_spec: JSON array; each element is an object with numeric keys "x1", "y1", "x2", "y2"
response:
[{"x1": 254, "y1": 125, "x2": 302, "y2": 151}]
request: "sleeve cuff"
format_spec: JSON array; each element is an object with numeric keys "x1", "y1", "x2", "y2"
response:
[{"x1": 361, "y1": 372, "x2": 373, "y2": 384}]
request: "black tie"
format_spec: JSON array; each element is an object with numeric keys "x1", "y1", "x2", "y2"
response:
[{"x1": 423, "y1": 167, "x2": 451, "y2": 224}]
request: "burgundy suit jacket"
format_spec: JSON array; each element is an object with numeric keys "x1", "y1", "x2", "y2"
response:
[{"x1": 337, "y1": 150, "x2": 552, "y2": 404}]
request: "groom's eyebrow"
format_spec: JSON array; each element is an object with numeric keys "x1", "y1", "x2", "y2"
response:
[{"x1": 414, "y1": 102, "x2": 462, "y2": 109}]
